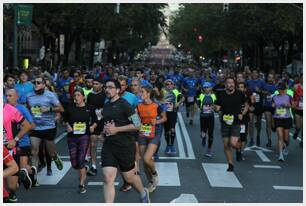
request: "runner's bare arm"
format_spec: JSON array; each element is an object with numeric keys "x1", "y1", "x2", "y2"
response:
[{"x1": 51, "y1": 103, "x2": 64, "y2": 113}]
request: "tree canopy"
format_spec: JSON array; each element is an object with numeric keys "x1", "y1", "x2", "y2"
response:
[{"x1": 169, "y1": 3, "x2": 302, "y2": 70}]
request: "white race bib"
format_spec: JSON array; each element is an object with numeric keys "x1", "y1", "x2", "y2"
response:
[
  {"x1": 266, "y1": 95, "x2": 272, "y2": 102},
  {"x1": 202, "y1": 105, "x2": 212, "y2": 114},
  {"x1": 255, "y1": 94, "x2": 260, "y2": 103},
  {"x1": 95, "y1": 109, "x2": 103, "y2": 121},
  {"x1": 240, "y1": 124, "x2": 246, "y2": 133},
  {"x1": 187, "y1": 97, "x2": 194, "y2": 103},
  {"x1": 166, "y1": 103, "x2": 174, "y2": 112}
]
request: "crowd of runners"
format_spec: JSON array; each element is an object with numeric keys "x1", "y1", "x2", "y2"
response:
[{"x1": 3, "y1": 63, "x2": 303, "y2": 203}]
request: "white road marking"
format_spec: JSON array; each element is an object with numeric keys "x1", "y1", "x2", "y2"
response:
[
  {"x1": 60, "y1": 155, "x2": 101, "y2": 159},
  {"x1": 244, "y1": 145, "x2": 273, "y2": 152},
  {"x1": 158, "y1": 156, "x2": 194, "y2": 160},
  {"x1": 37, "y1": 161, "x2": 71, "y2": 185},
  {"x1": 170, "y1": 194, "x2": 198, "y2": 203},
  {"x1": 54, "y1": 132, "x2": 67, "y2": 144},
  {"x1": 202, "y1": 163, "x2": 243, "y2": 188},
  {"x1": 273, "y1": 186, "x2": 303, "y2": 191},
  {"x1": 178, "y1": 112, "x2": 195, "y2": 159},
  {"x1": 253, "y1": 165, "x2": 281, "y2": 169},
  {"x1": 176, "y1": 124, "x2": 186, "y2": 158},
  {"x1": 155, "y1": 162, "x2": 180, "y2": 186},
  {"x1": 88, "y1": 182, "x2": 119, "y2": 186},
  {"x1": 255, "y1": 150, "x2": 271, "y2": 162}
]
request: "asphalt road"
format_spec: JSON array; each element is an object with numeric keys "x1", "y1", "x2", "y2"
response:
[{"x1": 17, "y1": 108, "x2": 303, "y2": 203}]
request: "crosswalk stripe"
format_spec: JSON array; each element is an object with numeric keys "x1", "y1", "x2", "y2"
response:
[
  {"x1": 88, "y1": 182, "x2": 119, "y2": 186},
  {"x1": 177, "y1": 112, "x2": 195, "y2": 159},
  {"x1": 54, "y1": 132, "x2": 67, "y2": 144},
  {"x1": 202, "y1": 163, "x2": 243, "y2": 188},
  {"x1": 170, "y1": 194, "x2": 198, "y2": 203},
  {"x1": 156, "y1": 162, "x2": 180, "y2": 186},
  {"x1": 253, "y1": 165, "x2": 281, "y2": 169},
  {"x1": 176, "y1": 125, "x2": 186, "y2": 158},
  {"x1": 255, "y1": 150, "x2": 271, "y2": 162},
  {"x1": 37, "y1": 161, "x2": 71, "y2": 185},
  {"x1": 273, "y1": 186, "x2": 303, "y2": 191}
]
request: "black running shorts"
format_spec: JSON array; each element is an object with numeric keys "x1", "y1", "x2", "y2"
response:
[
  {"x1": 101, "y1": 140, "x2": 136, "y2": 172},
  {"x1": 221, "y1": 122, "x2": 240, "y2": 138}
]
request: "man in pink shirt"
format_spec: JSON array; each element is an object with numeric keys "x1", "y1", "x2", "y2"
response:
[{"x1": 3, "y1": 103, "x2": 32, "y2": 202}]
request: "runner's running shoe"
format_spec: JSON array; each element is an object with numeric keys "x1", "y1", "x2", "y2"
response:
[
  {"x1": 205, "y1": 148, "x2": 212, "y2": 157},
  {"x1": 20, "y1": 168, "x2": 32, "y2": 190},
  {"x1": 53, "y1": 154, "x2": 63, "y2": 170},
  {"x1": 140, "y1": 188, "x2": 150, "y2": 203},
  {"x1": 78, "y1": 184, "x2": 86, "y2": 194},
  {"x1": 120, "y1": 182, "x2": 132, "y2": 192}
]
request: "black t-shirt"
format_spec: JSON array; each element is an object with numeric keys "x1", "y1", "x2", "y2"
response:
[
  {"x1": 241, "y1": 93, "x2": 251, "y2": 123},
  {"x1": 87, "y1": 91, "x2": 106, "y2": 123},
  {"x1": 63, "y1": 104, "x2": 97, "y2": 137},
  {"x1": 215, "y1": 90, "x2": 247, "y2": 123},
  {"x1": 102, "y1": 97, "x2": 135, "y2": 145},
  {"x1": 87, "y1": 91, "x2": 106, "y2": 109}
]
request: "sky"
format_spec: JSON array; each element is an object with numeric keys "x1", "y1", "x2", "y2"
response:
[{"x1": 168, "y1": 3, "x2": 180, "y2": 11}]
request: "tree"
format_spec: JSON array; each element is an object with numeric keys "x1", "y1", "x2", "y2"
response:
[{"x1": 169, "y1": 3, "x2": 302, "y2": 71}]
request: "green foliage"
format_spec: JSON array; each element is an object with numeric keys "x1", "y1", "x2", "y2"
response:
[
  {"x1": 169, "y1": 3, "x2": 302, "y2": 58},
  {"x1": 30, "y1": 3, "x2": 166, "y2": 53}
]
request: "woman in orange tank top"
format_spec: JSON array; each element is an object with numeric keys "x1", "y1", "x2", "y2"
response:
[{"x1": 137, "y1": 86, "x2": 167, "y2": 193}]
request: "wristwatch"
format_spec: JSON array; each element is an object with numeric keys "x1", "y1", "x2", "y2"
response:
[{"x1": 14, "y1": 136, "x2": 20, "y2": 142}]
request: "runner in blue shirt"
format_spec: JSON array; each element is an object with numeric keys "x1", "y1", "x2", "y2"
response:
[
  {"x1": 27, "y1": 77, "x2": 64, "y2": 174},
  {"x1": 56, "y1": 68, "x2": 73, "y2": 110},
  {"x1": 15, "y1": 70, "x2": 34, "y2": 105},
  {"x1": 262, "y1": 73, "x2": 277, "y2": 147},
  {"x1": 246, "y1": 69, "x2": 265, "y2": 146},
  {"x1": 182, "y1": 69, "x2": 198, "y2": 125}
]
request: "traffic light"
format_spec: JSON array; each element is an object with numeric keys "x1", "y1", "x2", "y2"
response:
[{"x1": 223, "y1": 3, "x2": 229, "y2": 13}]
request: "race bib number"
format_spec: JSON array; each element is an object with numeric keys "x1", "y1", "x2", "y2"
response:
[
  {"x1": 187, "y1": 96, "x2": 194, "y2": 103},
  {"x1": 240, "y1": 124, "x2": 246, "y2": 133},
  {"x1": 166, "y1": 102, "x2": 174, "y2": 112},
  {"x1": 73, "y1": 122, "x2": 86, "y2": 134},
  {"x1": 202, "y1": 105, "x2": 213, "y2": 114},
  {"x1": 253, "y1": 93, "x2": 260, "y2": 103},
  {"x1": 276, "y1": 108, "x2": 287, "y2": 117},
  {"x1": 64, "y1": 85, "x2": 69, "y2": 93},
  {"x1": 31, "y1": 106, "x2": 42, "y2": 118},
  {"x1": 223, "y1": 114, "x2": 234, "y2": 125},
  {"x1": 266, "y1": 95, "x2": 272, "y2": 102},
  {"x1": 9, "y1": 149, "x2": 13, "y2": 156},
  {"x1": 3, "y1": 129, "x2": 7, "y2": 144},
  {"x1": 139, "y1": 124, "x2": 155, "y2": 138},
  {"x1": 95, "y1": 109, "x2": 103, "y2": 121}
]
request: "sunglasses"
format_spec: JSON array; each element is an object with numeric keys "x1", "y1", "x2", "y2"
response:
[{"x1": 166, "y1": 83, "x2": 172, "y2": 86}]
